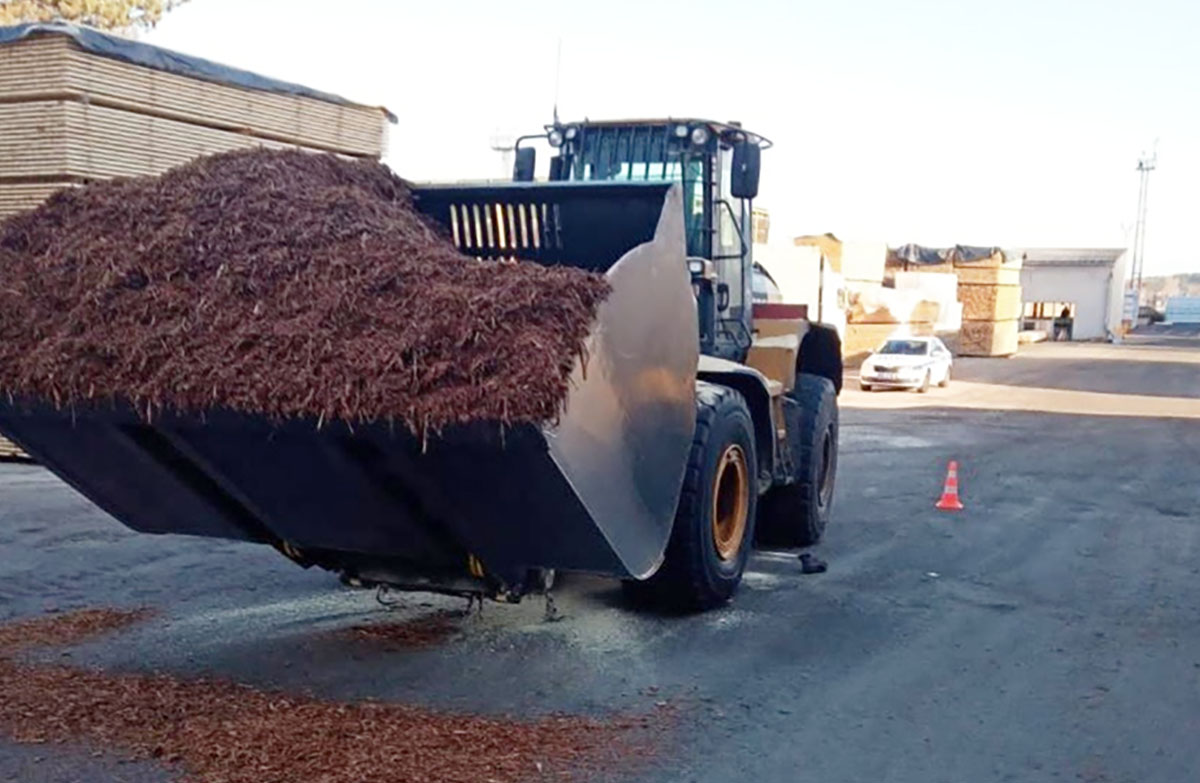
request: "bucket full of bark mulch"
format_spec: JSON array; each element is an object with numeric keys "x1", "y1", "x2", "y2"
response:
[
  {"x1": 0, "y1": 149, "x2": 701, "y2": 582},
  {"x1": 0, "y1": 148, "x2": 609, "y2": 432}
]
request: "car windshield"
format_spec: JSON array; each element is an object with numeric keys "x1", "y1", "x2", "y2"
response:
[{"x1": 879, "y1": 340, "x2": 929, "y2": 356}]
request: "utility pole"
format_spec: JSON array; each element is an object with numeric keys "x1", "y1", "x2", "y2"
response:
[{"x1": 1130, "y1": 147, "x2": 1157, "y2": 302}]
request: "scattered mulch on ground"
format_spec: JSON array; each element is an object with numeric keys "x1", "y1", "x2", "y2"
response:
[
  {"x1": 0, "y1": 607, "x2": 153, "y2": 655},
  {"x1": 334, "y1": 609, "x2": 462, "y2": 650},
  {"x1": 0, "y1": 149, "x2": 610, "y2": 433},
  {"x1": 0, "y1": 609, "x2": 664, "y2": 783}
]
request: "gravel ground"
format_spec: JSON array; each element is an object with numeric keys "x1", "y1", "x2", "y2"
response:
[{"x1": 2, "y1": 338, "x2": 1199, "y2": 782}]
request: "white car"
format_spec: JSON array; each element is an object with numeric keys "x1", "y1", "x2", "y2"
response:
[{"x1": 860, "y1": 336, "x2": 953, "y2": 392}]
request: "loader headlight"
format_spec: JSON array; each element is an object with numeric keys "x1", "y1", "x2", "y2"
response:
[
  {"x1": 547, "y1": 129, "x2": 564, "y2": 148},
  {"x1": 691, "y1": 126, "x2": 710, "y2": 145}
]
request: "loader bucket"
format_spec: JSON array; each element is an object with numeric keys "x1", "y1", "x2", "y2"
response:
[{"x1": 0, "y1": 182, "x2": 698, "y2": 586}]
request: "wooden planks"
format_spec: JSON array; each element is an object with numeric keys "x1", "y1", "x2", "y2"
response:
[
  {"x1": 956, "y1": 255, "x2": 1021, "y2": 356},
  {"x1": 0, "y1": 100, "x2": 342, "y2": 182},
  {"x1": 956, "y1": 265, "x2": 1021, "y2": 286},
  {"x1": 959, "y1": 320, "x2": 1019, "y2": 357},
  {"x1": 958, "y1": 283, "x2": 1023, "y2": 321},
  {"x1": 0, "y1": 181, "x2": 77, "y2": 219},
  {"x1": 0, "y1": 35, "x2": 389, "y2": 158},
  {"x1": 0, "y1": 30, "x2": 393, "y2": 220}
]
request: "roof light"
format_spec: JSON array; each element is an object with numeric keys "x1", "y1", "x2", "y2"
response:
[
  {"x1": 691, "y1": 126, "x2": 710, "y2": 146},
  {"x1": 674, "y1": 124, "x2": 689, "y2": 138},
  {"x1": 564, "y1": 126, "x2": 577, "y2": 140},
  {"x1": 548, "y1": 129, "x2": 564, "y2": 147}
]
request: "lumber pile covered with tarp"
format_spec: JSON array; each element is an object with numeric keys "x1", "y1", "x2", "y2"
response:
[
  {"x1": 0, "y1": 22, "x2": 393, "y2": 215},
  {"x1": 0, "y1": 149, "x2": 610, "y2": 433},
  {"x1": 887, "y1": 244, "x2": 1022, "y2": 357}
]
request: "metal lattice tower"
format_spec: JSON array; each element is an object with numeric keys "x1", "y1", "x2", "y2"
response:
[{"x1": 1130, "y1": 149, "x2": 1157, "y2": 300}]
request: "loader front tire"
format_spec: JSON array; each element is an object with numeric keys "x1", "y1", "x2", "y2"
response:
[{"x1": 632, "y1": 385, "x2": 758, "y2": 611}]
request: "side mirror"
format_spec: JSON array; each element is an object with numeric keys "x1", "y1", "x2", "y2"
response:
[
  {"x1": 548, "y1": 155, "x2": 565, "y2": 181},
  {"x1": 730, "y1": 140, "x2": 761, "y2": 199},
  {"x1": 513, "y1": 147, "x2": 536, "y2": 182}
]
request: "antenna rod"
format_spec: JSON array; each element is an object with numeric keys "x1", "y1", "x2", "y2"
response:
[
  {"x1": 1131, "y1": 145, "x2": 1157, "y2": 303},
  {"x1": 552, "y1": 38, "x2": 562, "y2": 125}
]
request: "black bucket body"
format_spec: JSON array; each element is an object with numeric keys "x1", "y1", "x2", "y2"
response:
[{"x1": 0, "y1": 182, "x2": 698, "y2": 586}]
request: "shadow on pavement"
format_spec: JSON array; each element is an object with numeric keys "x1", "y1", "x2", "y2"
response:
[{"x1": 950, "y1": 355, "x2": 1200, "y2": 399}]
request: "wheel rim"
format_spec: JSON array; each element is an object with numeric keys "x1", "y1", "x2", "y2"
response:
[
  {"x1": 711, "y1": 444, "x2": 750, "y2": 561},
  {"x1": 817, "y1": 426, "x2": 835, "y2": 509}
]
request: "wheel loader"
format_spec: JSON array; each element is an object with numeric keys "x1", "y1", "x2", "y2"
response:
[{"x1": 0, "y1": 118, "x2": 842, "y2": 610}]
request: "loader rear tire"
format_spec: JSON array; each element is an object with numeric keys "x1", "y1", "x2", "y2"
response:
[
  {"x1": 756, "y1": 374, "x2": 838, "y2": 548},
  {"x1": 631, "y1": 385, "x2": 758, "y2": 611}
]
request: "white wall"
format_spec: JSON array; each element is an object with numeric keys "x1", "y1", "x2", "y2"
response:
[
  {"x1": 755, "y1": 244, "x2": 846, "y2": 336},
  {"x1": 1108, "y1": 251, "x2": 1130, "y2": 334},
  {"x1": 1020, "y1": 264, "x2": 1114, "y2": 340}
]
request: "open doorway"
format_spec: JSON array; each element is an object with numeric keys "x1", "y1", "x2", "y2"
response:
[{"x1": 1023, "y1": 301, "x2": 1076, "y2": 340}]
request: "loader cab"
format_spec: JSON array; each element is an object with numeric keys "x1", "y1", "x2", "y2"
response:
[{"x1": 515, "y1": 119, "x2": 769, "y2": 362}]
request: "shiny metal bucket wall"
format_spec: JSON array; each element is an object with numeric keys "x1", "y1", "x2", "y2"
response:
[{"x1": 543, "y1": 183, "x2": 696, "y2": 578}]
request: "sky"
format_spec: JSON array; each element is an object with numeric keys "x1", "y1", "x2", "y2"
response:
[{"x1": 145, "y1": 0, "x2": 1200, "y2": 276}]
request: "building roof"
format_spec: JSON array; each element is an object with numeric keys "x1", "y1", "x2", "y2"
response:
[{"x1": 1019, "y1": 248, "x2": 1126, "y2": 267}]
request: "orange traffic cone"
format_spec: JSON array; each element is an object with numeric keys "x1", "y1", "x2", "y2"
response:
[{"x1": 935, "y1": 460, "x2": 964, "y2": 511}]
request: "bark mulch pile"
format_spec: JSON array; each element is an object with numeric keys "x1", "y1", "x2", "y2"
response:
[
  {"x1": 0, "y1": 149, "x2": 610, "y2": 432},
  {"x1": 0, "y1": 609, "x2": 662, "y2": 783},
  {"x1": 334, "y1": 609, "x2": 462, "y2": 650}
]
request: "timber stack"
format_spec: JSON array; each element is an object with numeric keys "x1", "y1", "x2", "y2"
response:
[
  {"x1": 0, "y1": 22, "x2": 393, "y2": 219},
  {"x1": 954, "y1": 249, "x2": 1022, "y2": 357}
]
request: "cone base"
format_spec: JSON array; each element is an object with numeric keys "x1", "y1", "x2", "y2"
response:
[{"x1": 935, "y1": 495, "x2": 964, "y2": 511}]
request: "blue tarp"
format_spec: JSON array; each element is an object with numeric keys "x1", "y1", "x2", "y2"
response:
[{"x1": 0, "y1": 22, "x2": 396, "y2": 122}]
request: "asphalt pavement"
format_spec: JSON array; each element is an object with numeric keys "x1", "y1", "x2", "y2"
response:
[{"x1": 2, "y1": 338, "x2": 1199, "y2": 782}]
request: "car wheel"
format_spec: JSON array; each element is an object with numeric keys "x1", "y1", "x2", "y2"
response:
[
  {"x1": 917, "y1": 371, "x2": 931, "y2": 393},
  {"x1": 939, "y1": 367, "x2": 950, "y2": 388},
  {"x1": 859, "y1": 381, "x2": 872, "y2": 391}
]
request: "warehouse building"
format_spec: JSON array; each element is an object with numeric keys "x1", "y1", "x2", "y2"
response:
[{"x1": 1019, "y1": 248, "x2": 1128, "y2": 340}]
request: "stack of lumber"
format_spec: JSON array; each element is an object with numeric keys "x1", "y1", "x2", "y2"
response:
[
  {"x1": 956, "y1": 251, "x2": 1021, "y2": 357},
  {"x1": 0, "y1": 28, "x2": 393, "y2": 219},
  {"x1": 843, "y1": 287, "x2": 940, "y2": 364}
]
